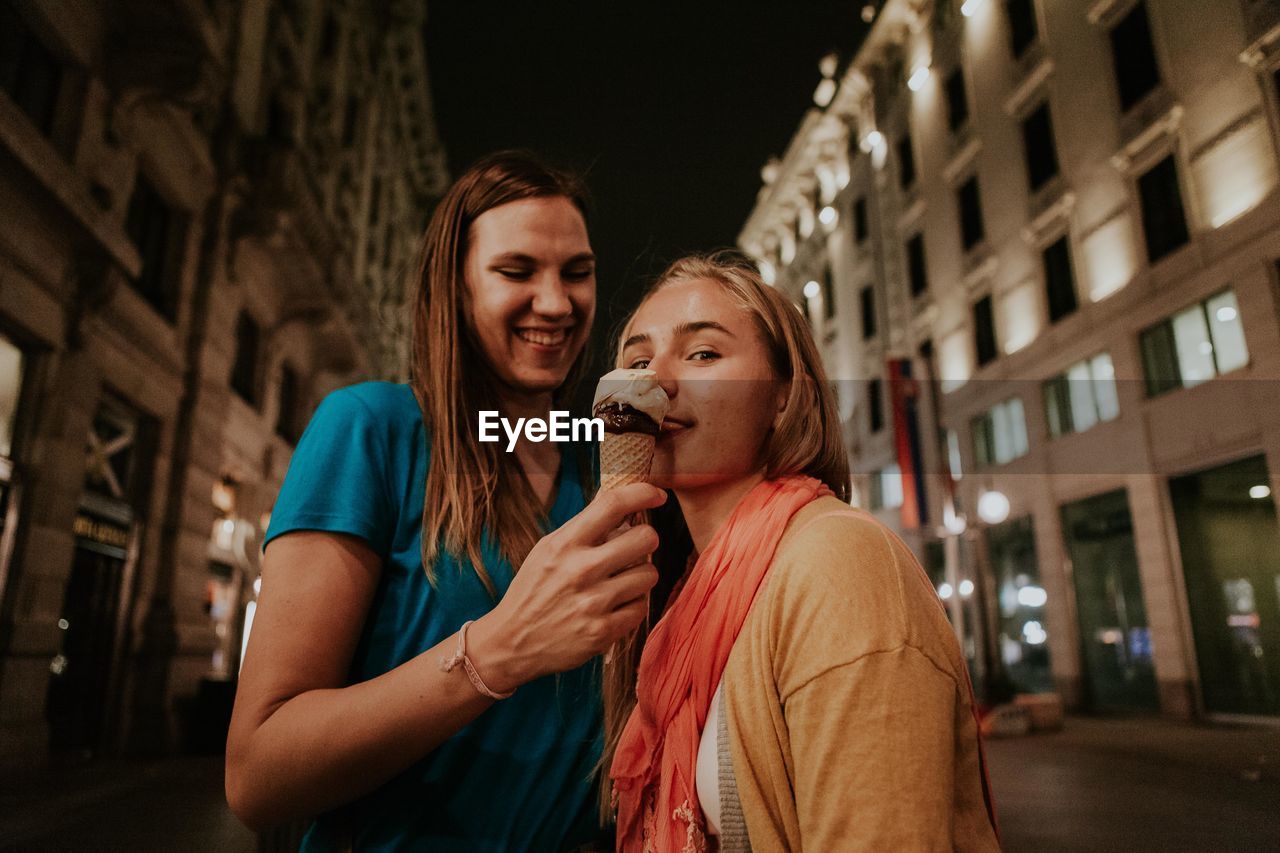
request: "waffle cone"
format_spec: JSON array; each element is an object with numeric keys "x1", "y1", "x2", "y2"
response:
[{"x1": 599, "y1": 432, "x2": 656, "y2": 492}]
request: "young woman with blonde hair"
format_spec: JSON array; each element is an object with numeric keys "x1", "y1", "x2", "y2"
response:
[
  {"x1": 603, "y1": 253, "x2": 998, "y2": 851},
  {"x1": 226, "y1": 151, "x2": 665, "y2": 850}
]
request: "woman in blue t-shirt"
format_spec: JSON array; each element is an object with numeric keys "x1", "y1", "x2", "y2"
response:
[{"x1": 225, "y1": 151, "x2": 665, "y2": 851}]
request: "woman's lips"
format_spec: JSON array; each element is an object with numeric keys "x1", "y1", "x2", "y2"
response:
[
  {"x1": 659, "y1": 418, "x2": 691, "y2": 435},
  {"x1": 515, "y1": 327, "x2": 571, "y2": 349}
]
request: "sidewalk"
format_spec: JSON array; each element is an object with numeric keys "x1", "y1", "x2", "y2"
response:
[
  {"x1": 984, "y1": 715, "x2": 1280, "y2": 852},
  {"x1": 0, "y1": 716, "x2": 1276, "y2": 851},
  {"x1": 0, "y1": 756, "x2": 253, "y2": 852}
]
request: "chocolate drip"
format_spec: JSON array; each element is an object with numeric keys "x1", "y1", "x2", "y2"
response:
[{"x1": 593, "y1": 402, "x2": 660, "y2": 435}]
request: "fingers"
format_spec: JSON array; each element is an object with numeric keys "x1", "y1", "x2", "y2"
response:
[
  {"x1": 598, "y1": 596, "x2": 650, "y2": 646},
  {"x1": 597, "y1": 562, "x2": 658, "y2": 611},
  {"x1": 571, "y1": 483, "x2": 666, "y2": 544},
  {"x1": 585, "y1": 523, "x2": 659, "y2": 582}
]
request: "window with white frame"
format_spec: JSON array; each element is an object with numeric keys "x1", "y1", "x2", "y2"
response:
[
  {"x1": 972, "y1": 398, "x2": 1029, "y2": 466},
  {"x1": 1044, "y1": 353, "x2": 1119, "y2": 438},
  {"x1": 869, "y1": 463, "x2": 904, "y2": 510},
  {"x1": 1140, "y1": 290, "x2": 1248, "y2": 397}
]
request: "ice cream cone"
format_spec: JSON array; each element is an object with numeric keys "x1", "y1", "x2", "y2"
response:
[{"x1": 599, "y1": 431, "x2": 656, "y2": 492}]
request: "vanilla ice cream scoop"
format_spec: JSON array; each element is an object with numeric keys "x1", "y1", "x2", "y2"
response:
[{"x1": 592, "y1": 368, "x2": 670, "y2": 434}]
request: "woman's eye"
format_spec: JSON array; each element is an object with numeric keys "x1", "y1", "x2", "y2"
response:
[
  {"x1": 497, "y1": 269, "x2": 533, "y2": 280},
  {"x1": 563, "y1": 268, "x2": 594, "y2": 282},
  {"x1": 689, "y1": 350, "x2": 720, "y2": 362},
  {"x1": 628, "y1": 358, "x2": 651, "y2": 369}
]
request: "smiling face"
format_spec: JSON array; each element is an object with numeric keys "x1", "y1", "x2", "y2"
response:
[
  {"x1": 620, "y1": 277, "x2": 784, "y2": 492},
  {"x1": 464, "y1": 196, "x2": 596, "y2": 403}
]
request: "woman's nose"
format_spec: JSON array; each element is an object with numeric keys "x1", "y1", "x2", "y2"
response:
[
  {"x1": 531, "y1": 273, "x2": 572, "y2": 318},
  {"x1": 645, "y1": 354, "x2": 678, "y2": 399}
]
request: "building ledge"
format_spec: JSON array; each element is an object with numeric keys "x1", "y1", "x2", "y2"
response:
[{"x1": 0, "y1": 92, "x2": 141, "y2": 278}]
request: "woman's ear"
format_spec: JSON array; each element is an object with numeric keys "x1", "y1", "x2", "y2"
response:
[{"x1": 772, "y1": 380, "x2": 790, "y2": 430}]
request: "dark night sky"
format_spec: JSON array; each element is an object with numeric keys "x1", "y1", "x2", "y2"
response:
[{"x1": 424, "y1": 1, "x2": 872, "y2": 382}]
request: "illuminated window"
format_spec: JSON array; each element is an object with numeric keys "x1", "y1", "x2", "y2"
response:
[
  {"x1": 1137, "y1": 155, "x2": 1189, "y2": 263},
  {"x1": 897, "y1": 133, "x2": 917, "y2": 190},
  {"x1": 0, "y1": 5, "x2": 63, "y2": 137},
  {"x1": 958, "y1": 176, "x2": 985, "y2": 251},
  {"x1": 1108, "y1": 2, "x2": 1162, "y2": 112},
  {"x1": 125, "y1": 177, "x2": 184, "y2": 322},
  {"x1": 973, "y1": 295, "x2": 998, "y2": 367},
  {"x1": 1021, "y1": 102, "x2": 1060, "y2": 192},
  {"x1": 870, "y1": 463, "x2": 903, "y2": 510},
  {"x1": 0, "y1": 332, "x2": 24, "y2": 459},
  {"x1": 1005, "y1": 0, "x2": 1039, "y2": 60},
  {"x1": 945, "y1": 67, "x2": 969, "y2": 133},
  {"x1": 906, "y1": 233, "x2": 928, "y2": 296},
  {"x1": 853, "y1": 196, "x2": 869, "y2": 243},
  {"x1": 868, "y1": 377, "x2": 884, "y2": 433},
  {"x1": 1140, "y1": 289, "x2": 1248, "y2": 396},
  {"x1": 1044, "y1": 353, "x2": 1119, "y2": 438},
  {"x1": 231, "y1": 313, "x2": 260, "y2": 406},
  {"x1": 860, "y1": 285, "x2": 877, "y2": 339},
  {"x1": 972, "y1": 398, "x2": 1028, "y2": 466},
  {"x1": 1043, "y1": 236, "x2": 1078, "y2": 323}
]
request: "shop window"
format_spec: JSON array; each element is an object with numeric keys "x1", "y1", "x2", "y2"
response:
[
  {"x1": 860, "y1": 285, "x2": 877, "y2": 340},
  {"x1": 0, "y1": 4, "x2": 63, "y2": 137},
  {"x1": 868, "y1": 377, "x2": 884, "y2": 433},
  {"x1": 853, "y1": 196, "x2": 869, "y2": 243},
  {"x1": 897, "y1": 132, "x2": 917, "y2": 190},
  {"x1": 1044, "y1": 352, "x2": 1119, "y2": 438},
  {"x1": 906, "y1": 233, "x2": 928, "y2": 297},
  {"x1": 1140, "y1": 289, "x2": 1248, "y2": 397},
  {"x1": 958, "y1": 176, "x2": 986, "y2": 251},
  {"x1": 124, "y1": 176, "x2": 183, "y2": 321},
  {"x1": 972, "y1": 397, "x2": 1028, "y2": 466},
  {"x1": 231, "y1": 313, "x2": 260, "y2": 406},
  {"x1": 1137, "y1": 154, "x2": 1190, "y2": 263},
  {"x1": 1043, "y1": 236, "x2": 1078, "y2": 323},
  {"x1": 1109, "y1": 2, "x2": 1162, "y2": 112},
  {"x1": 1021, "y1": 101, "x2": 1060, "y2": 193},
  {"x1": 973, "y1": 295, "x2": 998, "y2": 367},
  {"x1": 945, "y1": 66, "x2": 969, "y2": 133},
  {"x1": 1005, "y1": 0, "x2": 1039, "y2": 60}
]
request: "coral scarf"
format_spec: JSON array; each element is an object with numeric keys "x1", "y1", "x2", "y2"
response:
[{"x1": 610, "y1": 476, "x2": 833, "y2": 852}]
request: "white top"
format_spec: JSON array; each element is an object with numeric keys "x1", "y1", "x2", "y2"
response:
[{"x1": 695, "y1": 678, "x2": 725, "y2": 836}]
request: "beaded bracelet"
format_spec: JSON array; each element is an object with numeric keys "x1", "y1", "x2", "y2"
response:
[{"x1": 439, "y1": 620, "x2": 514, "y2": 700}]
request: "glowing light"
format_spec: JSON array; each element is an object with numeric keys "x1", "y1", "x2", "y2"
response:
[
  {"x1": 1198, "y1": 341, "x2": 1214, "y2": 356},
  {"x1": 943, "y1": 503, "x2": 967, "y2": 535},
  {"x1": 977, "y1": 490, "x2": 1010, "y2": 525},
  {"x1": 959, "y1": 579, "x2": 975, "y2": 598},
  {"x1": 1217, "y1": 305, "x2": 1238, "y2": 323},
  {"x1": 961, "y1": 0, "x2": 986, "y2": 16},
  {"x1": 758, "y1": 259, "x2": 777, "y2": 286},
  {"x1": 57, "y1": 618, "x2": 69, "y2": 630},
  {"x1": 1023, "y1": 621, "x2": 1048, "y2": 645},
  {"x1": 1250, "y1": 485, "x2": 1271, "y2": 500},
  {"x1": 813, "y1": 78, "x2": 837, "y2": 108},
  {"x1": 221, "y1": 519, "x2": 236, "y2": 536},
  {"x1": 804, "y1": 280, "x2": 821, "y2": 299},
  {"x1": 861, "y1": 4, "x2": 876, "y2": 23},
  {"x1": 938, "y1": 583, "x2": 954, "y2": 600},
  {"x1": 1017, "y1": 585, "x2": 1048, "y2": 608},
  {"x1": 907, "y1": 64, "x2": 930, "y2": 92},
  {"x1": 253, "y1": 576, "x2": 263, "y2": 596},
  {"x1": 819, "y1": 206, "x2": 837, "y2": 226},
  {"x1": 861, "y1": 130, "x2": 885, "y2": 152}
]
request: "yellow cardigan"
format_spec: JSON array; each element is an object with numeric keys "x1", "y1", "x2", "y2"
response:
[{"x1": 721, "y1": 496, "x2": 1000, "y2": 851}]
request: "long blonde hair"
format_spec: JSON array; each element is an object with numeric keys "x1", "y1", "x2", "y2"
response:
[
  {"x1": 410, "y1": 151, "x2": 591, "y2": 594},
  {"x1": 599, "y1": 251, "x2": 851, "y2": 815}
]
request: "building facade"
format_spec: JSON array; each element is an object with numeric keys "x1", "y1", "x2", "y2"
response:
[
  {"x1": 0, "y1": 0, "x2": 446, "y2": 769},
  {"x1": 740, "y1": 0, "x2": 1280, "y2": 720}
]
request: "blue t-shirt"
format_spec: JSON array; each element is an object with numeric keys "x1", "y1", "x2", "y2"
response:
[{"x1": 263, "y1": 382, "x2": 602, "y2": 852}]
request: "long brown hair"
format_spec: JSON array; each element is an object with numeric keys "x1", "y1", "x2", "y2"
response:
[
  {"x1": 599, "y1": 251, "x2": 851, "y2": 816},
  {"x1": 411, "y1": 150, "x2": 591, "y2": 594}
]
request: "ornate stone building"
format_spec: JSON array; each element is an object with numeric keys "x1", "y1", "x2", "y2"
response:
[
  {"x1": 0, "y1": 0, "x2": 446, "y2": 768},
  {"x1": 741, "y1": 0, "x2": 1280, "y2": 720}
]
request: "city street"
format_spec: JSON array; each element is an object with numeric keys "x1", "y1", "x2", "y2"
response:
[{"x1": 0, "y1": 717, "x2": 1275, "y2": 852}]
